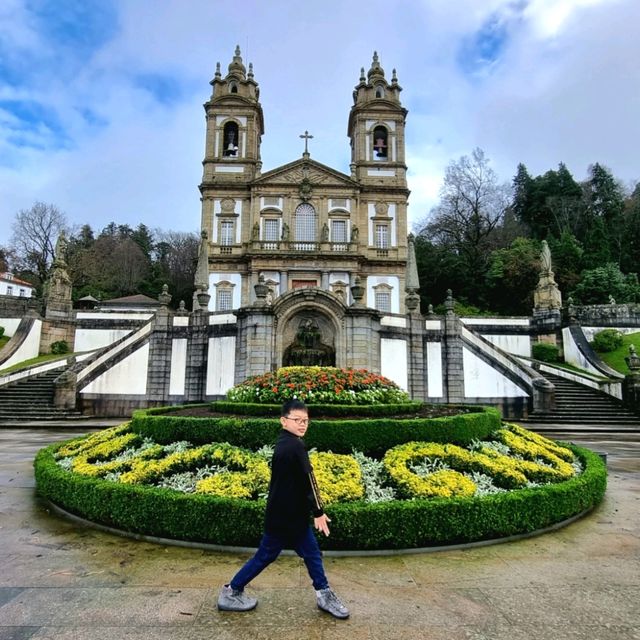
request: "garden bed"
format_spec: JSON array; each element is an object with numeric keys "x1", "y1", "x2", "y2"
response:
[{"x1": 35, "y1": 415, "x2": 607, "y2": 551}]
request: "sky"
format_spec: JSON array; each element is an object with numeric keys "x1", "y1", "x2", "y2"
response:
[{"x1": 1, "y1": 0, "x2": 639, "y2": 246}]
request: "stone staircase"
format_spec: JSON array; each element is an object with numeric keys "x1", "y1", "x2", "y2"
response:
[
  {"x1": 0, "y1": 367, "x2": 82, "y2": 421},
  {"x1": 520, "y1": 372, "x2": 640, "y2": 433}
]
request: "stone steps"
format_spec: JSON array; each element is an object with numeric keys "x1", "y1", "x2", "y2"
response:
[
  {"x1": 520, "y1": 372, "x2": 640, "y2": 432},
  {"x1": 0, "y1": 368, "x2": 82, "y2": 421}
]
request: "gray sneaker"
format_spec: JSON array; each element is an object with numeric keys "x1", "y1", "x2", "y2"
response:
[
  {"x1": 217, "y1": 585, "x2": 257, "y2": 612},
  {"x1": 316, "y1": 588, "x2": 349, "y2": 619}
]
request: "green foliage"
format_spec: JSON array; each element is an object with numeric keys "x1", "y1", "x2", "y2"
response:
[
  {"x1": 595, "y1": 331, "x2": 640, "y2": 374},
  {"x1": 547, "y1": 232, "x2": 584, "y2": 294},
  {"x1": 591, "y1": 329, "x2": 624, "y2": 353},
  {"x1": 0, "y1": 325, "x2": 4, "y2": 339},
  {"x1": 34, "y1": 442, "x2": 606, "y2": 550},
  {"x1": 196, "y1": 401, "x2": 425, "y2": 418},
  {"x1": 570, "y1": 263, "x2": 640, "y2": 304},
  {"x1": 532, "y1": 343, "x2": 561, "y2": 363},
  {"x1": 50, "y1": 340, "x2": 69, "y2": 355},
  {"x1": 130, "y1": 406, "x2": 501, "y2": 458},
  {"x1": 485, "y1": 237, "x2": 540, "y2": 314}
]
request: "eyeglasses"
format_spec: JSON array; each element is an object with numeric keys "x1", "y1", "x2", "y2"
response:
[{"x1": 285, "y1": 417, "x2": 310, "y2": 425}]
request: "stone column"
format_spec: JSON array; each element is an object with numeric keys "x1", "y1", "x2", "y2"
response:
[
  {"x1": 406, "y1": 311, "x2": 426, "y2": 401},
  {"x1": 234, "y1": 305, "x2": 276, "y2": 382},
  {"x1": 442, "y1": 290, "x2": 464, "y2": 403},
  {"x1": 185, "y1": 308, "x2": 209, "y2": 403},
  {"x1": 146, "y1": 286, "x2": 173, "y2": 404}
]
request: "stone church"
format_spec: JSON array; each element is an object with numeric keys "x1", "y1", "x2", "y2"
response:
[
  {"x1": 2, "y1": 47, "x2": 568, "y2": 419},
  {"x1": 200, "y1": 47, "x2": 410, "y2": 321}
]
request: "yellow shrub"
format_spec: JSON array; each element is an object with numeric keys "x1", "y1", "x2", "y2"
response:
[
  {"x1": 56, "y1": 424, "x2": 132, "y2": 459},
  {"x1": 310, "y1": 452, "x2": 365, "y2": 505}
]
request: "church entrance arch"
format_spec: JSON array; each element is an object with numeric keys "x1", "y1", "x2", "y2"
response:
[{"x1": 273, "y1": 290, "x2": 345, "y2": 369}]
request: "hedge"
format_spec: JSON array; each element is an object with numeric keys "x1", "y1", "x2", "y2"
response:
[
  {"x1": 145, "y1": 400, "x2": 429, "y2": 418},
  {"x1": 130, "y1": 406, "x2": 501, "y2": 457},
  {"x1": 34, "y1": 443, "x2": 606, "y2": 550}
]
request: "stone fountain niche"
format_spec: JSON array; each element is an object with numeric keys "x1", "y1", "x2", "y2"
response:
[{"x1": 282, "y1": 315, "x2": 335, "y2": 366}]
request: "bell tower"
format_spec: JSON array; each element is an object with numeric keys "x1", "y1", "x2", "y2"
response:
[
  {"x1": 348, "y1": 52, "x2": 407, "y2": 187},
  {"x1": 199, "y1": 46, "x2": 264, "y2": 258},
  {"x1": 201, "y1": 46, "x2": 264, "y2": 184}
]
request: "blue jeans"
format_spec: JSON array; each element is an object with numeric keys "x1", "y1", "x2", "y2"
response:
[{"x1": 230, "y1": 527, "x2": 329, "y2": 591}]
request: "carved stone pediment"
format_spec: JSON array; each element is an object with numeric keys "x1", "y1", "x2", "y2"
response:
[{"x1": 253, "y1": 159, "x2": 356, "y2": 189}]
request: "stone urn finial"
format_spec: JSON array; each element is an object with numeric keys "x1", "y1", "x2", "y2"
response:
[
  {"x1": 445, "y1": 289, "x2": 455, "y2": 315},
  {"x1": 625, "y1": 344, "x2": 640, "y2": 371},
  {"x1": 196, "y1": 285, "x2": 210, "y2": 310},
  {"x1": 254, "y1": 274, "x2": 269, "y2": 305},
  {"x1": 350, "y1": 276, "x2": 365, "y2": 307}
]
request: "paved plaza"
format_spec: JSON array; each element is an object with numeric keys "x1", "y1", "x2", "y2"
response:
[{"x1": 0, "y1": 425, "x2": 639, "y2": 640}]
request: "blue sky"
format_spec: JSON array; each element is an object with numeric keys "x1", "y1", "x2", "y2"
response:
[{"x1": 1, "y1": 0, "x2": 638, "y2": 245}]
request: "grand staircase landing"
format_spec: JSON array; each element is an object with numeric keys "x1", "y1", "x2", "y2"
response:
[{"x1": 519, "y1": 372, "x2": 640, "y2": 433}]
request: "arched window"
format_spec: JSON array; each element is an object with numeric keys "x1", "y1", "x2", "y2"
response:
[
  {"x1": 372, "y1": 125, "x2": 388, "y2": 159},
  {"x1": 229, "y1": 82, "x2": 238, "y2": 94},
  {"x1": 375, "y1": 85, "x2": 384, "y2": 98},
  {"x1": 373, "y1": 284, "x2": 392, "y2": 313},
  {"x1": 294, "y1": 203, "x2": 317, "y2": 244},
  {"x1": 222, "y1": 121, "x2": 239, "y2": 157}
]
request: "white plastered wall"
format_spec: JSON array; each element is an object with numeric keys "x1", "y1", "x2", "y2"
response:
[
  {"x1": 380, "y1": 338, "x2": 408, "y2": 391},
  {"x1": 0, "y1": 318, "x2": 22, "y2": 337},
  {"x1": 81, "y1": 343, "x2": 149, "y2": 395},
  {"x1": 206, "y1": 336, "x2": 236, "y2": 395},
  {"x1": 462, "y1": 347, "x2": 528, "y2": 397},
  {"x1": 74, "y1": 329, "x2": 133, "y2": 352},
  {"x1": 169, "y1": 338, "x2": 187, "y2": 395},
  {"x1": 0, "y1": 319, "x2": 41, "y2": 369},
  {"x1": 426, "y1": 342, "x2": 443, "y2": 397}
]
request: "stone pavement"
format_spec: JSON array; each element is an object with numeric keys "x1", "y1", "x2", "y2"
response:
[{"x1": 0, "y1": 426, "x2": 639, "y2": 640}]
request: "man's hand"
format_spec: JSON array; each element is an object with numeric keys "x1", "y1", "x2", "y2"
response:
[{"x1": 314, "y1": 514, "x2": 331, "y2": 537}]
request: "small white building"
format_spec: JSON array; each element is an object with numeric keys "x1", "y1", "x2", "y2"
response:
[{"x1": 0, "y1": 273, "x2": 35, "y2": 298}]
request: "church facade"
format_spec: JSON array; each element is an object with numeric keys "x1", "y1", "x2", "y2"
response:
[
  {"x1": 200, "y1": 47, "x2": 410, "y2": 319},
  {"x1": 1, "y1": 49, "x2": 559, "y2": 420}
]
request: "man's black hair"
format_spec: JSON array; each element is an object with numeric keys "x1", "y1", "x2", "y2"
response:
[{"x1": 281, "y1": 398, "x2": 308, "y2": 417}]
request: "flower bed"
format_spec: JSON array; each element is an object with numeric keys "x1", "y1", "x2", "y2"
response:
[
  {"x1": 35, "y1": 417, "x2": 607, "y2": 550},
  {"x1": 226, "y1": 366, "x2": 411, "y2": 405}
]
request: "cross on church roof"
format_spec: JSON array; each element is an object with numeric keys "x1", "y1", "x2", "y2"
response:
[{"x1": 299, "y1": 130, "x2": 313, "y2": 158}]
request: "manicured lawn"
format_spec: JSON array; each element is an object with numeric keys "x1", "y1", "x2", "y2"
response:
[
  {"x1": 0, "y1": 353, "x2": 71, "y2": 375},
  {"x1": 0, "y1": 336, "x2": 9, "y2": 350},
  {"x1": 595, "y1": 331, "x2": 640, "y2": 374}
]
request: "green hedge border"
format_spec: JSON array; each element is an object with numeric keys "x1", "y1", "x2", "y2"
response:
[
  {"x1": 130, "y1": 404, "x2": 501, "y2": 457},
  {"x1": 34, "y1": 443, "x2": 606, "y2": 550}
]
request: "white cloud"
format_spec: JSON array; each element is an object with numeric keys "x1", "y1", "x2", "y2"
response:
[{"x1": 0, "y1": 0, "x2": 638, "y2": 249}]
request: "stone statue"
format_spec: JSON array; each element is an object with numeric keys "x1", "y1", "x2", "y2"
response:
[
  {"x1": 609, "y1": 295, "x2": 616, "y2": 305},
  {"x1": 251, "y1": 222, "x2": 260, "y2": 241},
  {"x1": 54, "y1": 231, "x2": 68, "y2": 266},
  {"x1": 540, "y1": 240, "x2": 552, "y2": 273},
  {"x1": 350, "y1": 225, "x2": 359, "y2": 242},
  {"x1": 321, "y1": 222, "x2": 329, "y2": 242},
  {"x1": 281, "y1": 222, "x2": 290, "y2": 241}
]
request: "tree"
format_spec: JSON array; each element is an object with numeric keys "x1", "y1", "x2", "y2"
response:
[
  {"x1": 419, "y1": 148, "x2": 511, "y2": 304},
  {"x1": 151, "y1": 230, "x2": 199, "y2": 307},
  {"x1": 582, "y1": 163, "x2": 626, "y2": 265},
  {"x1": 485, "y1": 237, "x2": 541, "y2": 314},
  {"x1": 10, "y1": 202, "x2": 68, "y2": 285},
  {"x1": 570, "y1": 263, "x2": 640, "y2": 305},
  {"x1": 512, "y1": 163, "x2": 584, "y2": 239},
  {"x1": 621, "y1": 183, "x2": 640, "y2": 273},
  {"x1": 547, "y1": 231, "x2": 584, "y2": 295}
]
